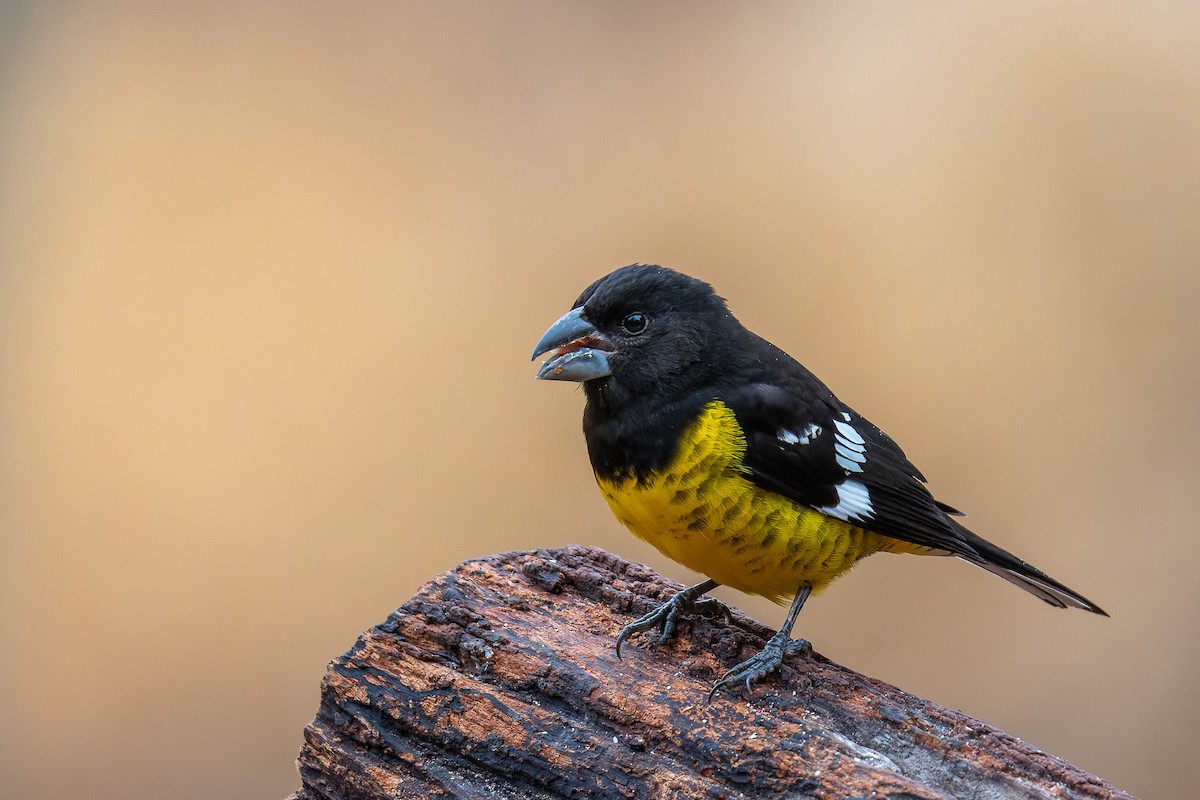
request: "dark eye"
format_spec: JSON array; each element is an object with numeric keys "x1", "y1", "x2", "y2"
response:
[{"x1": 621, "y1": 312, "x2": 648, "y2": 334}]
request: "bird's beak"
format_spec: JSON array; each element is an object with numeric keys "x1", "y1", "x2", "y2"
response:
[{"x1": 531, "y1": 306, "x2": 614, "y2": 381}]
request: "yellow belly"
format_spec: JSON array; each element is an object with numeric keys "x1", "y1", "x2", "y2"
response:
[{"x1": 596, "y1": 401, "x2": 923, "y2": 602}]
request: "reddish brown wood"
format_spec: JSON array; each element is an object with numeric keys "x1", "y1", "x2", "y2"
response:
[{"x1": 290, "y1": 545, "x2": 1130, "y2": 800}]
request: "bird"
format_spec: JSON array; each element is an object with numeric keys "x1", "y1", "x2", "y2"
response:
[{"x1": 531, "y1": 264, "x2": 1106, "y2": 699}]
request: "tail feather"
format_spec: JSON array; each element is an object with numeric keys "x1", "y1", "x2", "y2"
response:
[{"x1": 949, "y1": 521, "x2": 1108, "y2": 616}]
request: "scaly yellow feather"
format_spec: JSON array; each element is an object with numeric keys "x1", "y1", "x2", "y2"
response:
[{"x1": 596, "y1": 401, "x2": 928, "y2": 602}]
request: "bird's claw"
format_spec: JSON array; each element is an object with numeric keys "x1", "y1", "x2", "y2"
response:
[
  {"x1": 614, "y1": 605, "x2": 674, "y2": 658},
  {"x1": 690, "y1": 596, "x2": 731, "y2": 622},
  {"x1": 615, "y1": 583, "x2": 724, "y2": 658},
  {"x1": 707, "y1": 633, "x2": 812, "y2": 702}
]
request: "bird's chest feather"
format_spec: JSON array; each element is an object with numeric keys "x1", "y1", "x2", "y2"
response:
[{"x1": 592, "y1": 401, "x2": 890, "y2": 601}]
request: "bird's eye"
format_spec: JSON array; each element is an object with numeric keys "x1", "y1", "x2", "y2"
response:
[{"x1": 621, "y1": 312, "x2": 648, "y2": 334}]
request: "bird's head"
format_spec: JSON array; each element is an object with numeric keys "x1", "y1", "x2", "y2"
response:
[{"x1": 532, "y1": 264, "x2": 736, "y2": 402}]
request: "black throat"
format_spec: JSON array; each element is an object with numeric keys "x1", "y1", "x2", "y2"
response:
[{"x1": 582, "y1": 379, "x2": 715, "y2": 482}]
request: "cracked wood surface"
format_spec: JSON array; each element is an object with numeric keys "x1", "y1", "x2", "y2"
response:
[{"x1": 290, "y1": 545, "x2": 1130, "y2": 800}]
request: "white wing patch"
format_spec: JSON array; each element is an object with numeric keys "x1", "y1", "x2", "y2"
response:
[
  {"x1": 832, "y1": 419, "x2": 867, "y2": 473},
  {"x1": 816, "y1": 479, "x2": 875, "y2": 522},
  {"x1": 816, "y1": 415, "x2": 875, "y2": 520},
  {"x1": 778, "y1": 413, "x2": 874, "y2": 521},
  {"x1": 778, "y1": 422, "x2": 821, "y2": 446}
]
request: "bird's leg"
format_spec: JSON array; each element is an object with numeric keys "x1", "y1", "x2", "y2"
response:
[
  {"x1": 708, "y1": 584, "x2": 813, "y2": 701},
  {"x1": 615, "y1": 579, "x2": 723, "y2": 658}
]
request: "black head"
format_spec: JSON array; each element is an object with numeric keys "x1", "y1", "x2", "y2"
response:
[{"x1": 532, "y1": 264, "x2": 739, "y2": 404}]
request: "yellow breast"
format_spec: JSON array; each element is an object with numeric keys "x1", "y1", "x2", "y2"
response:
[{"x1": 596, "y1": 401, "x2": 906, "y2": 602}]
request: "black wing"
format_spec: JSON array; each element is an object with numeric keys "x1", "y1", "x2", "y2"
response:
[
  {"x1": 722, "y1": 378, "x2": 961, "y2": 552},
  {"x1": 719, "y1": 349, "x2": 1105, "y2": 614}
]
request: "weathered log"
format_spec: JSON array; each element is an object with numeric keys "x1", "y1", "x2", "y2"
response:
[{"x1": 290, "y1": 545, "x2": 1129, "y2": 800}]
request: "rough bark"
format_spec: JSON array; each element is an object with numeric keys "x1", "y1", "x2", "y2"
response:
[{"x1": 290, "y1": 545, "x2": 1130, "y2": 800}]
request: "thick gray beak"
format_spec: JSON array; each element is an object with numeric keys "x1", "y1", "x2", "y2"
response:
[{"x1": 531, "y1": 306, "x2": 614, "y2": 382}]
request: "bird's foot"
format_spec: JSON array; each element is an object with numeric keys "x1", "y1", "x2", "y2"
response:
[
  {"x1": 689, "y1": 596, "x2": 731, "y2": 622},
  {"x1": 707, "y1": 631, "x2": 812, "y2": 701},
  {"x1": 615, "y1": 580, "x2": 725, "y2": 658}
]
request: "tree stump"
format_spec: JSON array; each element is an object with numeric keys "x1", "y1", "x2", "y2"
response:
[{"x1": 290, "y1": 545, "x2": 1130, "y2": 800}]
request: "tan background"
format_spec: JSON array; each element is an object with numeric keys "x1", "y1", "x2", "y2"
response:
[{"x1": 2, "y1": 3, "x2": 1197, "y2": 798}]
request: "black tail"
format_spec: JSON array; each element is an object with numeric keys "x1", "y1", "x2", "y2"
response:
[{"x1": 950, "y1": 520, "x2": 1108, "y2": 616}]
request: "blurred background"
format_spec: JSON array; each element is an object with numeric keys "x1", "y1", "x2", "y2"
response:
[{"x1": 1, "y1": 2, "x2": 1197, "y2": 798}]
